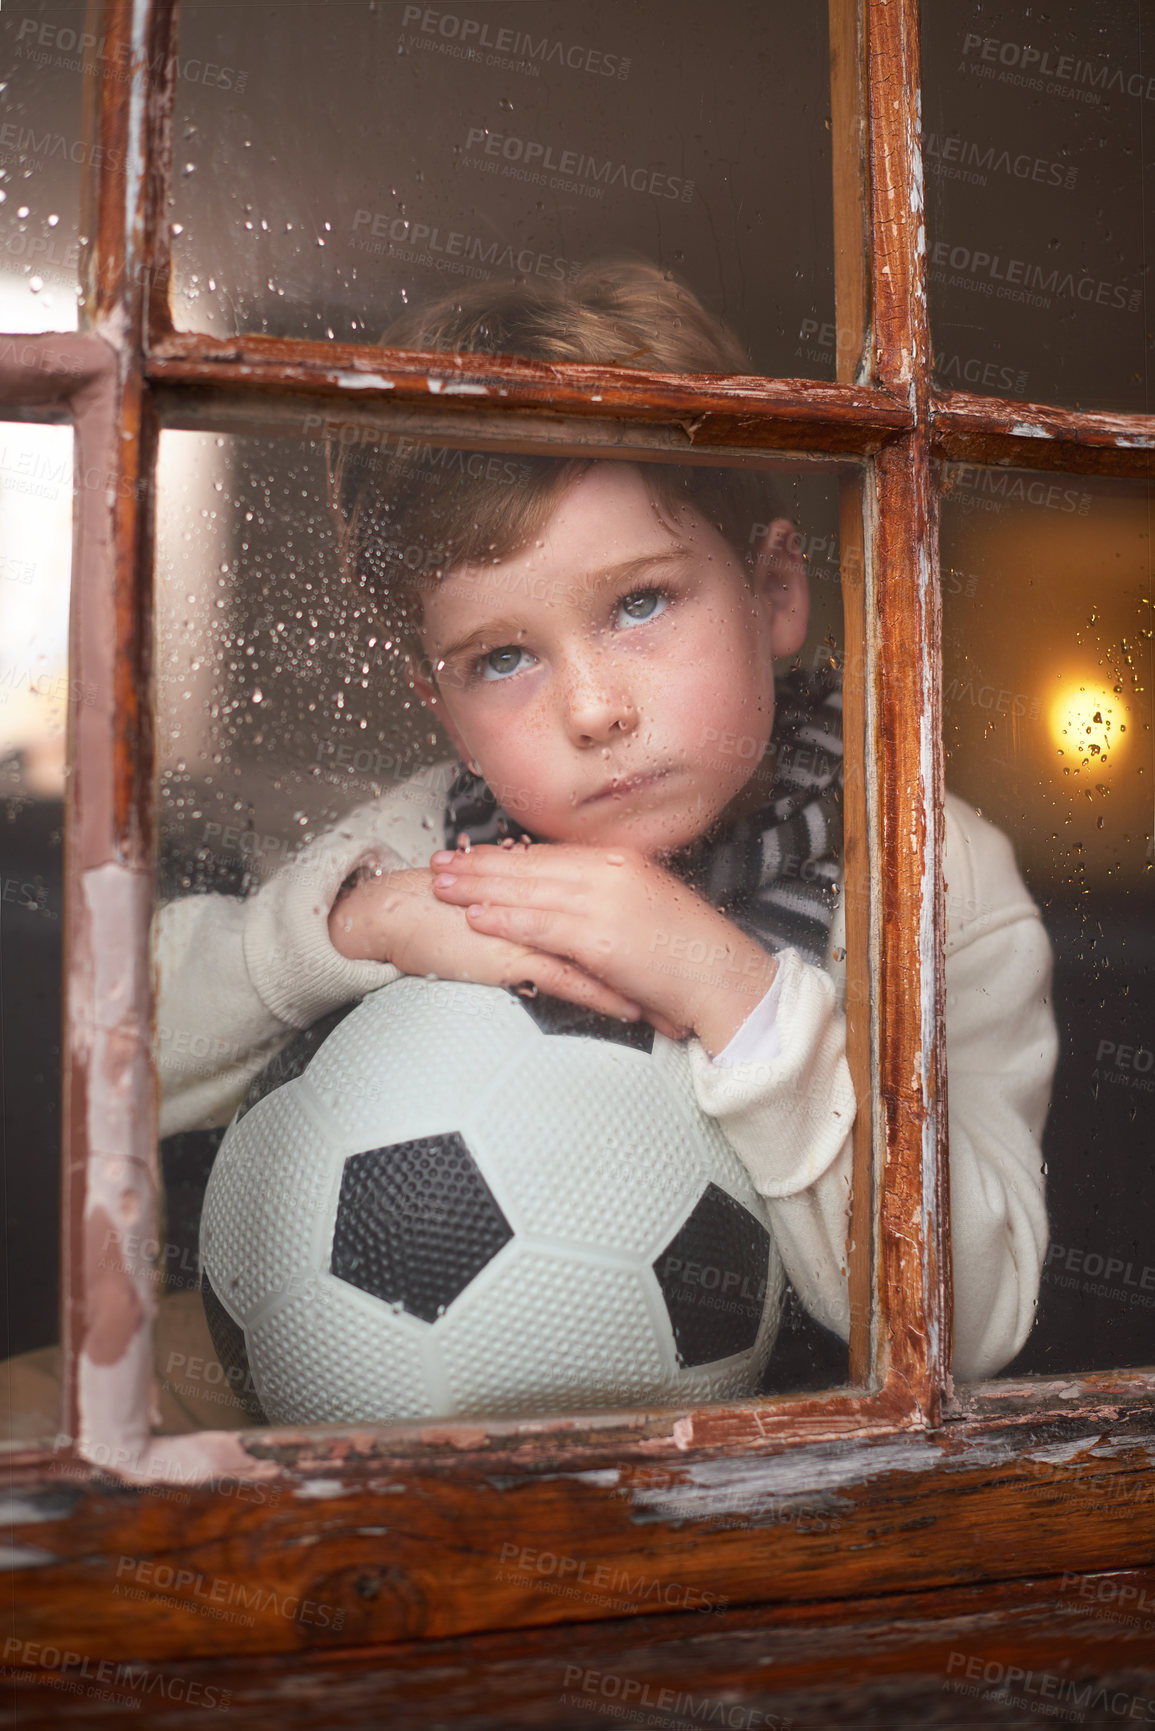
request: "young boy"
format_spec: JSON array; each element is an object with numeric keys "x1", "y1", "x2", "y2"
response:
[{"x1": 155, "y1": 262, "x2": 1057, "y2": 1382}]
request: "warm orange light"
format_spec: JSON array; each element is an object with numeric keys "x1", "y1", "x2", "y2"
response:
[{"x1": 1049, "y1": 677, "x2": 1129, "y2": 770}]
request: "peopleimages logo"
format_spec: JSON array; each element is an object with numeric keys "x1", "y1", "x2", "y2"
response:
[
  {"x1": 461, "y1": 128, "x2": 695, "y2": 203},
  {"x1": 944, "y1": 1650, "x2": 1155, "y2": 1721},
  {"x1": 13, "y1": 18, "x2": 248, "y2": 92},
  {"x1": 960, "y1": 32, "x2": 1155, "y2": 103},
  {"x1": 946, "y1": 465, "x2": 1092, "y2": 517},
  {"x1": 401, "y1": 5, "x2": 631, "y2": 79},
  {"x1": 351, "y1": 209, "x2": 582, "y2": 282},
  {"x1": 0, "y1": 121, "x2": 123, "y2": 172},
  {"x1": 923, "y1": 131, "x2": 1077, "y2": 191},
  {"x1": 929, "y1": 241, "x2": 1141, "y2": 315}
]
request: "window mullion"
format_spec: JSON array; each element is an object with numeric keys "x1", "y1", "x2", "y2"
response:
[
  {"x1": 862, "y1": 0, "x2": 950, "y2": 1418},
  {"x1": 60, "y1": 0, "x2": 175, "y2": 1470}
]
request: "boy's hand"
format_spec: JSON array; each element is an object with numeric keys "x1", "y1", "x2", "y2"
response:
[
  {"x1": 328, "y1": 867, "x2": 659, "y2": 1028},
  {"x1": 429, "y1": 844, "x2": 778, "y2": 1057}
]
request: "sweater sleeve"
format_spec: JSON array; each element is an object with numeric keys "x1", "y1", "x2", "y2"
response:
[
  {"x1": 686, "y1": 947, "x2": 857, "y2": 1341},
  {"x1": 685, "y1": 795, "x2": 1057, "y2": 1381},
  {"x1": 939, "y1": 794, "x2": 1056, "y2": 1380},
  {"x1": 154, "y1": 762, "x2": 458, "y2": 1136}
]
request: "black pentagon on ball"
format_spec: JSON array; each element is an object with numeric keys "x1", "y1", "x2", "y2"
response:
[
  {"x1": 653, "y1": 1181, "x2": 771, "y2": 1367},
  {"x1": 512, "y1": 989, "x2": 655, "y2": 1053},
  {"x1": 200, "y1": 1271, "x2": 269, "y2": 1423},
  {"x1": 331, "y1": 1131, "x2": 514, "y2": 1323}
]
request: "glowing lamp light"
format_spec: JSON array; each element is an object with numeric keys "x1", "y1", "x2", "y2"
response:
[{"x1": 1049, "y1": 677, "x2": 1128, "y2": 770}]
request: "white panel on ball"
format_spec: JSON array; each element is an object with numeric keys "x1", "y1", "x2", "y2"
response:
[
  {"x1": 304, "y1": 978, "x2": 538, "y2": 1149},
  {"x1": 249, "y1": 1277, "x2": 438, "y2": 1425},
  {"x1": 439, "y1": 1249, "x2": 665, "y2": 1419},
  {"x1": 200, "y1": 1085, "x2": 343, "y2": 1323}
]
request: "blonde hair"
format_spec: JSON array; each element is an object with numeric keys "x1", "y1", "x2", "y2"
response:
[{"x1": 331, "y1": 260, "x2": 781, "y2": 663}]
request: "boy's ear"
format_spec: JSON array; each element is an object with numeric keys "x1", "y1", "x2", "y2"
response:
[
  {"x1": 751, "y1": 516, "x2": 810, "y2": 659},
  {"x1": 405, "y1": 656, "x2": 474, "y2": 765}
]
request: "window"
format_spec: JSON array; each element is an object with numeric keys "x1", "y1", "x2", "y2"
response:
[{"x1": 3, "y1": 0, "x2": 1153, "y2": 1703}]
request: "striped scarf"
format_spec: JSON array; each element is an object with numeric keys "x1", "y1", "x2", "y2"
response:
[{"x1": 445, "y1": 668, "x2": 844, "y2": 968}]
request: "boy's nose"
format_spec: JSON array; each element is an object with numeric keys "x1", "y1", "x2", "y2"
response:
[{"x1": 561, "y1": 659, "x2": 639, "y2": 745}]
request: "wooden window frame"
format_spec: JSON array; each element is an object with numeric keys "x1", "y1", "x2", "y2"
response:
[{"x1": 4, "y1": 0, "x2": 1155, "y2": 1695}]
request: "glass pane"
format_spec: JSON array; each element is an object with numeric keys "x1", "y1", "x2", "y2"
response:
[
  {"x1": 169, "y1": 0, "x2": 841, "y2": 378},
  {"x1": 940, "y1": 464, "x2": 1152, "y2": 1377},
  {"x1": 922, "y1": 0, "x2": 1153, "y2": 412},
  {"x1": 149, "y1": 410, "x2": 863, "y2": 1433},
  {"x1": 0, "y1": 1, "x2": 90, "y2": 332},
  {"x1": 0, "y1": 420, "x2": 71, "y2": 1445}
]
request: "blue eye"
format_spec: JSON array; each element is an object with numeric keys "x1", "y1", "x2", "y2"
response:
[
  {"x1": 478, "y1": 645, "x2": 532, "y2": 681},
  {"x1": 618, "y1": 588, "x2": 669, "y2": 627}
]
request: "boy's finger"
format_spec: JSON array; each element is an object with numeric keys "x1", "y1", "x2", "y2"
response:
[
  {"x1": 467, "y1": 902, "x2": 592, "y2": 963},
  {"x1": 430, "y1": 845, "x2": 591, "y2": 883},
  {"x1": 432, "y1": 871, "x2": 580, "y2": 912}
]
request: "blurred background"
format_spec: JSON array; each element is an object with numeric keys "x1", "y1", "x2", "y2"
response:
[{"x1": 940, "y1": 470, "x2": 1153, "y2": 1376}]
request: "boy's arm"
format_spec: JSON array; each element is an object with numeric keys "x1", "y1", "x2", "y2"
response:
[
  {"x1": 934, "y1": 797, "x2": 1055, "y2": 1378},
  {"x1": 154, "y1": 766, "x2": 463, "y2": 1135},
  {"x1": 155, "y1": 840, "x2": 406, "y2": 1138},
  {"x1": 688, "y1": 797, "x2": 1056, "y2": 1382},
  {"x1": 686, "y1": 948, "x2": 856, "y2": 1343},
  {"x1": 156, "y1": 761, "x2": 646, "y2": 1133}
]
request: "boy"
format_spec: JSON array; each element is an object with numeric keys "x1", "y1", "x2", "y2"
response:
[{"x1": 156, "y1": 263, "x2": 1056, "y2": 1382}]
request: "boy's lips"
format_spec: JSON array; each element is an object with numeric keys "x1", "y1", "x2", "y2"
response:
[{"x1": 583, "y1": 768, "x2": 672, "y2": 805}]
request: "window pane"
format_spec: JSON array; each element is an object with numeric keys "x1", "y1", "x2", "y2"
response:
[
  {"x1": 0, "y1": 2, "x2": 88, "y2": 332},
  {"x1": 149, "y1": 420, "x2": 862, "y2": 1432},
  {"x1": 940, "y1": 464, "x2": 1152, "y2": 1377},
  {"x1": 0, "y1": 420, "x2": 71, "y2": 1445},
  {"x1": 168, "y1": 0, "x2": 841, "y2": 378},
  {"x1": 922, "y1": 0, "x2": 1153, "y2": 412}
]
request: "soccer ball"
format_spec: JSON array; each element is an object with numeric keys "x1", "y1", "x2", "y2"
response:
[{"x1": 199, "y1": 977, "x2": 783, "y2": 1425}]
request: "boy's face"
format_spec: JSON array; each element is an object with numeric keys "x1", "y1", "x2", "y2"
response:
[{"x1": 410, "y1": 463, "x2": 808, "y2": 856}]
